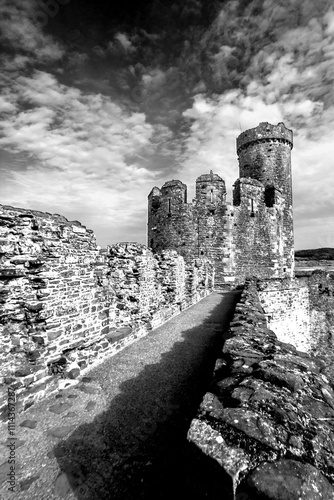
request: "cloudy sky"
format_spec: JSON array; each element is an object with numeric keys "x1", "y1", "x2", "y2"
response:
[{"x1": 0, "y1": 0, "x2": 334, "y2": 249}]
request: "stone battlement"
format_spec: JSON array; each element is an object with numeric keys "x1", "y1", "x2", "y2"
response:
[
  {"x1": 161, "y1": 179, "x2": 187, "y2": 190},
  {"x1": 236, "y1": 121, "x2": 293, "y2": 154},
  {"x1": 148, "y1": 123, "x2": 294, "y2": 286}
]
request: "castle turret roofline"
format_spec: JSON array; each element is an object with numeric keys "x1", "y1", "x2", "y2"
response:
[
  {"x1": 196, "y1": 170, "x2": 224, "y2": 182},
  {"x1": 236, "y1": 122, "x2": 293, "y2": 154},
  {"x1": 161, "y1": 179, "x2": 187, "y2": 189}
]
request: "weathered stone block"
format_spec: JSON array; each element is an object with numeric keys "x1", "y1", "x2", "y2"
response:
[
  {"x1": 238, "y1": 459, "x2": 334, "y2": 499},
  {"x1": 15, "y1": 366, "x2": 33, "y2": 377},
  {"x1": 47, "y1": 330, "x2": 62, "y2": 341}
]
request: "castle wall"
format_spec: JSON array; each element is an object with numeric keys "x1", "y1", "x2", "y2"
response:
[
  {"x1": 258, "y1": 279, "x2": 310, "y2": 352},
  {"x1": 0, "y1": 204, "x2": 104, "y2": 413},
  {"x1": 0, "y1": 204, "x2": 214, "y2": 416},
  {"x1": 232, "y1": 178, "x2": 288, "y2": 282},
  {"x1": 196, "y1": 206, "x2": 234, "y2": 287},
  {"x1": 296, "y1": 271, "x2": 334, "y2": 382},
  {"x1": 147, "y1": 123, "x2": 295, "y2": 286},
  {"x1": 258, "y1": 271, "x2": 334, "y2": 380},
  {"x1": 148, "y1": 174, "x2": 233, "y2": 287},
  {"x1": 187, "y1": 280, "x2": 334, "y2": 498}
]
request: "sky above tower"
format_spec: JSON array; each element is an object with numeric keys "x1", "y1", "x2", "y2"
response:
[{"x1": 0, "y1": 0, "x2": 334, "y2": 249}]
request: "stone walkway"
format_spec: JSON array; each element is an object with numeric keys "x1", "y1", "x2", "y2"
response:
[{"x1": 0, "y1": 291, "x2": 240, "y2": 500}]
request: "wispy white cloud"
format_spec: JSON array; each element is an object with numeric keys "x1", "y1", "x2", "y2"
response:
[{"x1": 0, "y1": 69, "x2": 165, "y2": 245}]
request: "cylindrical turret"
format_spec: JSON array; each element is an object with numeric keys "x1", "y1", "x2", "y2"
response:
[
  {"x1": 236, "y1": 122, "x2": 293, "y2": 195},
  {"x1": 235, "y1": 122, "x2": 294, "y2": 277},
  {"x1": 147, "y1": 179, "x2": 196, "y2": 259}
]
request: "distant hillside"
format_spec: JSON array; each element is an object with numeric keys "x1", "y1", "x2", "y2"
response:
[{"x1": 295, "y1": 248, "x2": 334, "y2": 260}]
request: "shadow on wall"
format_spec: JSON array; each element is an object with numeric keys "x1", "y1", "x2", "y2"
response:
[{"x1": 52, "y1": 291, "x2": 242, "y2": 500}]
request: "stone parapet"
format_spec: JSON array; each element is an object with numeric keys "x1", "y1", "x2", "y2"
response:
[
  {"x1": 236, "y1": 122, "x2": 293, "y2": 154},
  {"x1": 188, "y1": 279, "x2": 334, "y2": 499},
  {"x1": 0, "y1": 205, "x2": 214, "y2": 419}
]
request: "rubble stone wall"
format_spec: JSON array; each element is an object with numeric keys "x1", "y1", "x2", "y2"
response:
[
  {"x1": 297, "y1": 270, "x2": 334, "y2": 382},
  {"x1": 0, "y1": 204, "x2": 214, "y2": 416},
  {"x1": 258, "y1": 279, "x2": 310, "y2": 352},
  {"x1": 188, "y1": 279, "x2": 334, "y2": 499}
]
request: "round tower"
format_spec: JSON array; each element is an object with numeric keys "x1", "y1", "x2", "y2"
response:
[
  {"x1": 236, "y1": 122, "x2": 294, "y2": 277},
  {"x1": 147, "y1": 179, "x2": 196, "y2": 260},
  {"x1": 195, "y1": 170, "x2": 226, "y2": 205},
  {"x1": 236, "y1": 122, "x2": 293, "y2": 195}
]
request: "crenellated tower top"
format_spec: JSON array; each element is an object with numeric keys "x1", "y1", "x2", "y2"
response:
[{"x1": 236, "y1": 122, "x2": 293, "y2": 155}]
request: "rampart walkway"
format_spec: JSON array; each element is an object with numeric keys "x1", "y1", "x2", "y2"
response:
[{"x1": 0, "y1": 291, "x2": 241, "y2": 500}]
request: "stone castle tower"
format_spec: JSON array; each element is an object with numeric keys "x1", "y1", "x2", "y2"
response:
[{"x1": 147, "y1": 122, "x2": 294, "y2": 286}]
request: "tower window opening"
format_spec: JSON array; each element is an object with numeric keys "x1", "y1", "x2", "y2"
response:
[
  {"x1": 210, "y1": 189, "x2": 213, "y2": 202},
  {"x1": 168, "y1": 198, "x2": 171, "y2": 213},
  {"x1": 250, "y1": 199, "x2": 255, "y2": 217},
  {"x1": 265, "y1": 186, "x2": 275, "y2": 207}
]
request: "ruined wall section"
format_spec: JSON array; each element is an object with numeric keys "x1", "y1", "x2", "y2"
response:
[
  {"x1": 258, "y1": 279, "x2": 310, "y2": 352},
  {"x1": 297, "y1": 271, "x2": 334, "y2": 381},
  {"x1": 0, "y1": 205, "x2": 106, "y2": 412},
  {"x1": 185, "y1": 258, "x2": 215, "y2": 306},
  {"x1": 259, "y1": 271, "x2": 334, "y2": 382},
  {"x1": 107, "y1": 244, "x2": 190, "y2": 332},
  {"x1": 188, "y1": 280, "x2": 334, "y2": 499},
  {"x1": 0, "y1": 205, "x2": 214, "y2": 416}
]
